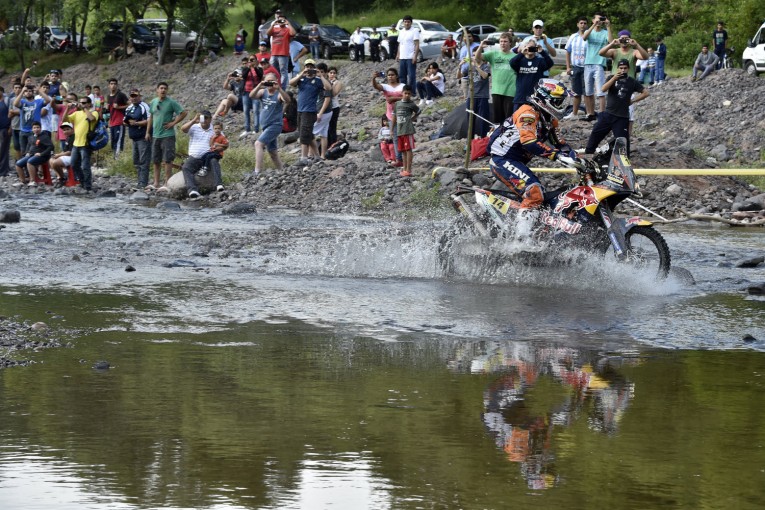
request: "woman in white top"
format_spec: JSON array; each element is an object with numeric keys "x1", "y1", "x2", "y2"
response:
[{"x1": 415, "y1": 62, "x2": 445, "y2": 106}]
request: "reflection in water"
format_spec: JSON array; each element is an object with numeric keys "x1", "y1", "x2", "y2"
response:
[{"x1": 452, "y1": 341, "x2": 635, "y2": 489}]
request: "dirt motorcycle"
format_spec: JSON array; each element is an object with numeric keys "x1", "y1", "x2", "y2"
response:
[{"x1": 439, "y1": 137, "x2": 671, "y2": 279}]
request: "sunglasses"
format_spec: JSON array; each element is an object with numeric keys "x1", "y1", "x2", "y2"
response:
[{"x1": 79, "y1": 102, "x2": 89, "y2": 105}]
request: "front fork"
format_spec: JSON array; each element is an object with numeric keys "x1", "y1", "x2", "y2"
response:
[
  {"x1": 599, "y1": 202, "x2": 629, "y2": 260},
  {"x1": 451, "y1": 194, "x2": 491, "y2": 237}
]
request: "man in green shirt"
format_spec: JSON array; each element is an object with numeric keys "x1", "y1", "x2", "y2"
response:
[
  {"x1": 475, "y1": 32, "x2": 516, "y2": 124},
  {"x1": 146, "y1": 82, "x2": 186, "y2": 189}
]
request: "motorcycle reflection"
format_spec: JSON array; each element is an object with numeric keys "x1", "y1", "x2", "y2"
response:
[{"x1": 451, "y1": 341, "x2": 636, "y2": 489}]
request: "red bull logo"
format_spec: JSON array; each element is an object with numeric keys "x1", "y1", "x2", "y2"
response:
[
  {"x1": 553, "y1": 186, "x2": 599, "y2": 214},
  {"x1": 540, "y1": 211, "x2": 582, "y2": 234}
]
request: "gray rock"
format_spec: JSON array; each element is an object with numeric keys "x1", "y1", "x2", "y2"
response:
[
  {"x1": 669, "y1": 266, "x2": 696, "y2": 285},
  {"x1": 747, "y1": 282, "x2": 765, "y2": 295},
  {"x1": 665, "y1": 184, "x2": 682, "y2": 196},
  {"x1": 222, "y1": 202, "x2": 258, "y2": 215},
  {"x1": 125, "y1": 265, "x2": 136, "y2": 272},
  {"x1": 156, "y1": 201, "x2": 181, "y2": 210},
  {"x1": 129, "y1": 191, "x2": 150, "y2": 201},
  {"x1": 735, "y1": 256, "x2": 764, "y2": 268},
  {"x1": 0, "y1": 210, "x2": 20, "y2": 223},
  {"x1": 709, "y1": 144, "x2": 730, "y2": 161}
]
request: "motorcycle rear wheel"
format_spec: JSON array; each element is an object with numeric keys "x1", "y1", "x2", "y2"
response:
[{"x1": 602, "y1": 225, "x2": 671, "y2": 279}]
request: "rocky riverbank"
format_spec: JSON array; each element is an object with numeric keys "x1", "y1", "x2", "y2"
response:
[{"x1": 0, "y1": 316, "x2": 66, "y2": 369}]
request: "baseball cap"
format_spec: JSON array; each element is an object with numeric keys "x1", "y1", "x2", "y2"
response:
[
  {"x1": 129, "y1": 88, "x2": 141, "y2": 95},
  {"x1": 618, "y1": 30, "x2": 631, "y2": 38},
  {"x1": 617, "y1": 59, "x2": 630, "y2": 67},
  {"x1": 532, "y1": 20, "x2": 544, "y2": 28},
  {"x1": 304, "y1": 58, "x2": 316, "y2": 66},
  {"x1": 259, "y1": 41, "x2": 267, "y2": 46},
  {"x1": 260, "y1": 57, "x2": 269, "y2": 63},
  {"x1": 60, "y1": 122, "x2": 73, "y2": 129}
]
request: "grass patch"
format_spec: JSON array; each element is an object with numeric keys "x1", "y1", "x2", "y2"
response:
[
  {"x1": 404, "y1": 180, "x2": 450, "y2": 215},
  {"x1": 361, "y1": 189, "x2": 385, "y2": 209}
]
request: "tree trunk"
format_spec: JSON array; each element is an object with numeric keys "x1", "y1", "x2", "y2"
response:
[
  {"x1": 191, "y1": 0, "x2": 223, "y2": 73},
  {"x1": 78, "y1": 2, "x2": 90, "y2": 54},
  {"x1": 158, "y1": 0, "x2": 178, "y2": 65}
]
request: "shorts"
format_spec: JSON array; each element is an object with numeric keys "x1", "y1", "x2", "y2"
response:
[
  {"x1": 570, "y1": 66, "x2": 584, "y2": 96},
  {"x1": 584, "y1": 64, "x2": 606, "y2": 97},
  {"x1": 57, "y1": 155, "x2": 72, "y2": 166},
  {"x1": 257, "y1": 123, "x2": 281, "y2": 152},
  {"x1": 312, "y1": 112, "x2": 331, "y2": 138},
  {"x1": 151, "y1": 136, "x2": 176, "y2": 164},
  {"x1": 232, "y1": 95, "x2": 243, "y2": 112},
  {"x1": 397, "y1": 134, "x2": 415, "y2": 152},
  {"x1": 298, "y1": 111, "x2": 317, "y2": 145}
]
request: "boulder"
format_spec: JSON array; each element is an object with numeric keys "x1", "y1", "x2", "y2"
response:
[
  {"x1": 0, "y1": 210, "x2": 20, "y2": 223},
  {"x1": 735, "y1": 256, "x2": 764, "y2": 268},
  {"x1": 222, "y1": 202, "x2": 258, "y2": 215},
  {"x1": 166, "y1": 170, "x2": 218, "y2": 197}
]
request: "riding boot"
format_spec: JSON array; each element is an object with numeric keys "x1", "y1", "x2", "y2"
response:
[{"x1": 518, "y1": 185, "x2": 544, "y2": 209}]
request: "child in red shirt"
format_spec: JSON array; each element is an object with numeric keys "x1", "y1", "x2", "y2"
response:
[{"x1": 198, "y1": 121, "x2": 229, "y2": 176}]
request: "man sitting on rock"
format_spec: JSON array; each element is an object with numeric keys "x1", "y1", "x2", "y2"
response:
[
  {"x1": 179, "y1": 111, "x2": 224, "y2": 199},
  {"x1": 691, "y1": 44, "x2": 719, "y2": 82}
]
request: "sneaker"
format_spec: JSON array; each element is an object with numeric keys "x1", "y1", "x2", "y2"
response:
[
  {"x1": 251, "y1": 169, "x2": 260, "y2": 177},
  {"x1": 216, "y1": 185, "x2": 224, "y2": 192},
  {"x1": 188, "y1": 190, "x2": 201, "y2": 199},
  {"x1": 12, "y1": 182, "x2": 24, "y2": 188},
  {"x1": 399, "y1": 171, "x2": 412, "y2": 177},
  {"x1": 562, "y1": 112, "x2": 577, "y2": 120},
  {"x1": 691, "y1": 76, "x2": 697, "y2": 82},
  {"x1": 417, "y1": 99, "x2": 425, "y2": 106},
  {"x1": 580, "y1": 114, "x2": 597, "y2": 122},
  {"x1": 238, "y1": 131, "x2": 251, "y2": 140},
  {"x1": 392, "y1": 161, "x2": 404, "y2": 168},
  {"x1": 197, "y1": 166, "x2": 208, "y2": 177},
  {"x1": 28, "y1": 181, "x2": 37, "y2": 187},
  {"x1": 297, "y1": 157, "x2": 312, "y2": 165},
  {"x1": 425, "y1": 99, "x2": 433, "y2": 106}
]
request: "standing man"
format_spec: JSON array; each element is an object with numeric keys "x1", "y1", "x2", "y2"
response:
[
  {"x1": 350, "y1": 27, "x2": 368, "y2": 63},
  {"x1": 308, "y1": 24, "x2": 321, "y2": 60},
  {"x1": 288, "y1": 59, "x2": 331, "y2": 165},
  {"x1": 106, "y1": 78, "x2": 129, "y2": 157},
  {"x1": 387, "y1": 24, "x2": 399, "y2": 61},
  {"x1": 584, "y1": 59, "x2": 648, "y2": 156},
  {"x1": 523, "y1": 20, "x2": 557, "y2": 76},
  {"x1": 63, "y1": 96, "x2": 97, "y2": 191},
  {"x1": 475, "y1": 32, "x2": 516, "y2": 124},
  {"x1": 510, "y1": 40, "x2": 554, "y2": 111},
  {"x1": 9, "y1": 82, "x2": 23, "y2": 163},
  {"x1": 582, "y1": 12, "x2": 612, "y2": 122},
  {"x1": 654, "y1": 37, "x2": 667, "y2": 84},
  {"x1": 599, "y1": 30, "x2": 648, "y2": 77},
  {"x1": 258, "y1": 18, "x2": 270, "y2": 47},
  {"x1": 124, "y1": 89, "x2": 151, "y2": 189},
  {"x1": 0, "y1": 87, "x2": 11, "y2": 180},
  {"x1": 146, "y1": 82, "x2": 186, "y2": 190},
  {"x1": 267, "y1": 10, "x2": 297, "y2": 90},
  {"x1": 14, "y1": 82, "x2": 51, "y2": 155},
  {"x1": 369, "y1": 28, "x2": 383, "y2": 62},
  {"x1": 180, "y1": 111, "x2": 224, "y2": 199},
  {"x1": 564, "y1": 17, "x2": 588, "y2": 120},
  {"x1": 396, "y1": 16, "x2": 420, "y2": 92},
  {"x1": 712, "y1": 21, "x2": 728, "y2": 69},
  {"x1": 241, "y1": 55, "x2": 264, "y2": 139}
]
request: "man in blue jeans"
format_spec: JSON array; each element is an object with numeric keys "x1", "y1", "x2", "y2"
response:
[{"x1": 396, "y1": 16, "x2": 420, "y2": 92}]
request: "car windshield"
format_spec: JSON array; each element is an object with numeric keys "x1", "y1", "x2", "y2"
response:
[
  {"x1": 49, "y1": 27, "x2": 67, "y2": 36},
  {"x1": 321, "y1": 26, "x2": 350, "y2": 37},
  {"x1": 132, "y1": 25, "x2": 154, "y2": 36},
  {"x1": 421, "y1": 22, "x2": 449, "y2": 32}
]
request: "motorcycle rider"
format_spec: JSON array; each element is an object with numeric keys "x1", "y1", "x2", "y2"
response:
[{"x1": 488, "y1": 78, "x2": 578, "y2": 209}]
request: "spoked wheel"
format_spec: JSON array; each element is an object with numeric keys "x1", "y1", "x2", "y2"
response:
[{"x1": 602, "y1": 226, "x2": 671, "y2": 279}]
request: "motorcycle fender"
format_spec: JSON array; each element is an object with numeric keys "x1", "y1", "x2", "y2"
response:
[
  {"x1": 583, "y1": 187, "x2": 616, "y2": 215},
  {"x1": 614, "y1": 217, "x2": 653, "y2": 235}
]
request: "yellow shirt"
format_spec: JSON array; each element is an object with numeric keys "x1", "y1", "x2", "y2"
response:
[{"x1": 64, "y1": 110, "x2": 99, "y2": 147}]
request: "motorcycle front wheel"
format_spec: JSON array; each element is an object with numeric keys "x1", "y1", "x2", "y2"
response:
[{"x1": 601, "y1": 225, "x2": 671, "y2": 279}]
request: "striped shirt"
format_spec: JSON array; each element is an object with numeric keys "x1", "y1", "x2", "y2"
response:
[
  {"x1": 188, "y1": 124, "x2": 214, "y2": 159},
  {"x1": 565, "y1": 32, "x2": 587, "y2": 67}
]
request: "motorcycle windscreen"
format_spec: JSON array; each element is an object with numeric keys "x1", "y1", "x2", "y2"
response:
[{"x1": 609, "y1": 138, "x2": 638, "y2": 193}]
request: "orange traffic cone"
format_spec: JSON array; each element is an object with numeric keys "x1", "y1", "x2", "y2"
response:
[{"x1": 65, "y1": 165, "x2": 79, "y2": 187}]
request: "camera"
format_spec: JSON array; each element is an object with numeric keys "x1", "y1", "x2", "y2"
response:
[
  {"x1": 377, "y1": 71, "x2": 385, "y2": 78},
  {"x1": 306, "y1": 69, "x2": 316, "y2": 76},
  {"x1": 619, "y1": 37, "x2": 629, "y2": 44},
  {"x1": 598, "y1": 16, "x2": 605, "y2": 21},
  {"x1": 263, "y1": 81, "x2": 275, "y2": 86},
  {"x1": 527, "y1": 46, "x2": 538, "y2": 52}
]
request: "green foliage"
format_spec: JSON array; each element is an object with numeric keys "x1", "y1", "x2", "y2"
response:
[
  {"x1": 219, "y1": 143, "x2": 258, "y2": 184},
  {"x1": 357, "y1": 127, "x2": 369, "y2": 142},
  {"x1": 361, "y1": 188, "x2": 385, "y2": 209},
  {"x1": 404, "y1": 180, "x2": 448, "y2": 212}
]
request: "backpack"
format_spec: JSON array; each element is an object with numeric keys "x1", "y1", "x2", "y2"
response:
[
  {"x1": 325, "y1": 140, "x2": 349, "y2": 160},
  {"x1": 87, "y1": 118, "x2": 109, "y2": 150}
]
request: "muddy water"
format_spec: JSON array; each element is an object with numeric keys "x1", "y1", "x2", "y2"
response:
[{"x1": 1, "y1": 194, "x2": 764, "y2": 509}]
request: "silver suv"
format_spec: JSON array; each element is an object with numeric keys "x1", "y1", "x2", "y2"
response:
[{"x1": 137, "y1": 18, "x2": 221, "y2": 53}]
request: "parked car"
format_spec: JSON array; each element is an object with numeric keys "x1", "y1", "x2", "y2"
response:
[
  {"x1": 295, "y1": 24, "x2": 350, "y2": 60},
  {"x1": 452, "y1": 24, "x2": 498, "y2": 42},
  {"x1": 550, "y1": 36, "x2": 569, "y2": 67},
  {"x1": 743, "y1": 20, "x2": 765, "y2": 76},
  {"x1": 350, "y1": 27, "x2": 390, "y2": 62},
  {"x1": 101, "y1": 22, "x2": 159, "y2": 53},
  {"x1": 137, "y1": 18, "x2": 221, "y2": 53},
  {"x1": 35, "y1": 26, "x2": 88, "y2": 51}
]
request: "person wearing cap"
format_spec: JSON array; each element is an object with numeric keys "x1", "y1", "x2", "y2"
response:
[
  {"x1": 259, "y1": 58, "x2": 282, "y2": 85},
  {"x1": 179, "y1": 111, "x2": 225, "y2": 198},
  {"x1": 584, "y1": 59, "x2": 648, "y2": 156},
  {"x1": 289, "y1": 59, "x2": 331, "y2": 164},
  {"x1": 254, "y1": 41, "x2": 271, "y2": 62},
  {"x1": 582, "y1": 12, "x2": 613, "y2": 121},
  {"x1": 267, "y1": 10, "x2": 296, "y2": 89},
  {"x1": 124, "y1": 89, "x2": 151, "y2": 189},
  {"x1": 599, "y1": 30, "x2": 648, "y2": 78},
  {"x1": 691, "y1": 44, "x2": 719, "y2": 82},
  {"x1": 522, "y1": 20, "x2": 556, "y2": 77},
  {"x1": 49, "y1": 122, "x2": 75, "y2": 186}
]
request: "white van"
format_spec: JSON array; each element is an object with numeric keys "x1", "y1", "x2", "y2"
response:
[{"x1": 742, "y1": 21, "x2": 765, "y2": 76}]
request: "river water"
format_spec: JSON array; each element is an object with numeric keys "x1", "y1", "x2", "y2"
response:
[{"x1": 1, "y1": 194, "x2": 764, "y2": 509}]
